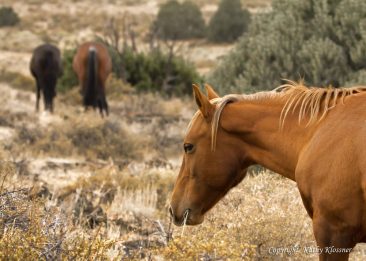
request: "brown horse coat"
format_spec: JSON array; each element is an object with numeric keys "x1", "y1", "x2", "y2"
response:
[
  {"x1": 170, "y1": 82, "x2": 366, "y2": 261},
  {"x1": 73, "y1": 42, "x2": 111, "y2": 116},
  {"x1": 30, "y1": 43, "x2": 62, "y2": 112}
]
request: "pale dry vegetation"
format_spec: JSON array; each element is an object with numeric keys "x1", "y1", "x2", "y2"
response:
[{"x1": 4, "y1": 158, "x2": 366, "y2": 259}]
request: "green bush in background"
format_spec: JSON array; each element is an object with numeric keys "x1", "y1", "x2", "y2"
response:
[
  {"x1": 57, "y1": 49, "x2": 78, "y2": 93},
  {"x1": 0, "y1": 6, "x2": 20, "y2": 27},
  {"x1": 153, "y1": 0, "x2": 206, "y2": 40},
  {"x1": 107, "y1": 45, "x2": 202, "y2": 96},
  {"x1": 207, "y1": 0, "x2": 251, "y2": 43},
  {"x1": 209, "y1": 0, "x2": 366, "y2": 94}
]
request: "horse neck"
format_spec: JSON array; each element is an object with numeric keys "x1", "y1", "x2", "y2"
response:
[{"x1": 221, "y1": 96, "x2": 316, "y2": 180}]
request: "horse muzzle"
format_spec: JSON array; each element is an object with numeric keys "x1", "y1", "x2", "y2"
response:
[{"x1": 169, "y1": 206, "x2": 204, "y2": 226}]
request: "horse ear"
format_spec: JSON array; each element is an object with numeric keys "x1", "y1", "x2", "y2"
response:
[
  {"x1": 193, "y1": 84, "x2": 215, "y2": 120},
  {"x1": 205, "y1": 83, "x2": 220, "y2": 100}
]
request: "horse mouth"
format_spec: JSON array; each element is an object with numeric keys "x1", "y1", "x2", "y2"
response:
[
  {"x1": 171, "y1": 208, "x2": 205, "y2": 226},
  {"x1": 171, "y1": 209, "x2": 190, "y2": 226},
  {"x1": 182, "y1": 209, "x2": 190, "y2": 226}
]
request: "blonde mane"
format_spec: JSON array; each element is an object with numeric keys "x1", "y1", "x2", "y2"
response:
[
  {"x1": 277, "y1": 80, "x2": 366, "y2": 128},
  {"x1": 187, "y1": 81, "x2": 366, "y2": 151}
]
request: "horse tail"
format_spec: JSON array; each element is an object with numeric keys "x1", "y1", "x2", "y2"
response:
[
  {"x1": 84, "y1": 46, "x2": 98, "y2": 108},
  {"x1": 40, "y1": 49, "x2": 58, "y2": 111},
  {"x1": 39, "y1": 50, "x2": 51, "y2": 70}
]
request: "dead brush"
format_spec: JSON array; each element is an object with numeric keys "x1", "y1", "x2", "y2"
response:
[
  {"x1": 0, "y1": 187, "x2": 66, "y2": 260},
  {"x1": 11, "y1": 117, "x2": 148, "y2": 161},
  {"x1": 0, "y1": 71, "x2": 34, "y2": 92},
  {"x1": 13, "y1": 124, "x2": 74, "y2": 158},
  {"x1": 152, "y1": 171, "x2": 307, "y2": 260},
  {"x1": 0, "y1": 167, "x2": 123, "y2": 259},
  {"x1": 58, "y1": 166, "x2": 176, "y2": 217},
  {"x1": 68, "y1": 120, "x2": 149, "y2": 160}
]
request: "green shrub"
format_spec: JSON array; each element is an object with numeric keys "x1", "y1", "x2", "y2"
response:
[
  {"x1": 104, "y1": 42, "x2": 202, "y2": 96},
  {"x1": 57, "y1": 48, "x2": 78, "y2": 93},
  {"x1": 297, "y1": 37, "x2": 349, "y2": 86},
  {"x1": 153, "y1": 0, "x2": 206, "y2": 40},
  {"x1": 207, "y1": 0, "x2": 251, "y2": 43},
  {"x1": 209, "y1": 0, "x2": 366, "y2": 93},
  {"x1": 0, "y1": 6, "x2": 20, "y2": 27}
]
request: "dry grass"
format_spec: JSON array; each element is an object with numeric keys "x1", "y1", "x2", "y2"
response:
[
  {"x1": 58, "y1": 164, "x2": 176, "y2": 216},
  {"x1": 0, "y1": 164, "x2": 115, "y2": 259},
  {"x1": 0, "y1": 188, "x2": 118, "y2": 259},
  {"x1": 156, "y1": 172, "x2": 313, "y2": 260},
  {"x1": 0, "y1": 71, "x2": 34, "y2": 92},
  {"x1": 154, "y1": 172, "x2": 366, "y2": 260},
  {"x1": 2, "y1": 159, "x2": 366, "y2": 260},
  {"x1": 11, "y1": 119, "x2": 150, "y2": 160}
]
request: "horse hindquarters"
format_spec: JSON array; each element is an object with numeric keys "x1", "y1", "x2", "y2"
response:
[
  {"x1": 30, "y1": 45, "x2": 61, "y2": 113},
  {"x1": 75, "y1": 42, "x2": 111, "y2": 117}
]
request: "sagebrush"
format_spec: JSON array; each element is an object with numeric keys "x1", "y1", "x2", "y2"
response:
[{"x1": 209, "y1": 0, "x2": 366, "y2": 93}]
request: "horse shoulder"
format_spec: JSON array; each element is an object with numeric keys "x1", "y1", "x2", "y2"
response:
[{"x1": 295, "y1": 102, "x2": 366, "y2": 229}]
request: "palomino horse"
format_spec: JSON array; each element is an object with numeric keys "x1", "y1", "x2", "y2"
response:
[
  {"x1": 73, "y1": 42, "x2": 111, "y2": 117},
  {"x1": 30, "y1": 43, "x2": 63, "y2": 112},
  {"x1": 170, "y1": 82, "x2": 366, "y2": 261}
]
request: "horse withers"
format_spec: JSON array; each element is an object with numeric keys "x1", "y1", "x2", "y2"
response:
[
  {"x1": 30, "y1": 43, "x2": 63, "y2": 113},
  {"x1": 73, "y1": 42, "x2": 111, "y2": 117},
  {"x1": 170, "y1": 82, "x2": 366, "y2": 261}
]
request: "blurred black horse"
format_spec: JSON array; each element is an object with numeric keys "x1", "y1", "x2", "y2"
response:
[{"x1": 30, "y1": 44, "x2": 62, "y2": 112}]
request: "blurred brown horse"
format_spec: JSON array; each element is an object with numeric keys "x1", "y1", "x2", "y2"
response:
[
  {"x1": 170, "y1": 82, "x2": 366, "y2": 261},
  {"x1": 73, "y1": 42, "x2": 111, "y2": 116},
  {"x1": 30, "y1": 43, "x2": 63, "y2": 112}
]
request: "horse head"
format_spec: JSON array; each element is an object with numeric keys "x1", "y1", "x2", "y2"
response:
[{"x1": 170, "y1": 84, "x2": 250, "y2": 226}]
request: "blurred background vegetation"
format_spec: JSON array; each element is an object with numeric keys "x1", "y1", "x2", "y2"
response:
[
  {"x1": 51, "y1": 0, "x2": 366, "y2": 96},
  {"x1": 0, "y1": 6, "x2": 19, "y2": 27},
  {"x1": 55, "y1": 0, "x2": 254, "y2": 96},
  {"x1": 209, "y1": 0, "x2": 366, "y2": 93}
]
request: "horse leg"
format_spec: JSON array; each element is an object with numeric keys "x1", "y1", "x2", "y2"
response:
[
  {"x1": 313, "y1": 216, "x2": 356, "y2": 261},
  {"x1": 43, "y1": 89, "x2": 48, "y2": 111},
  {"x1": 36, "y1": 79, "x2": 41, "y2": 112},
  {"x1": 97, "y1": 100, "x2": 104, "y2": 118},
  {"x1": 103, "y1": 96, "x2": 109, "y2": 116}
]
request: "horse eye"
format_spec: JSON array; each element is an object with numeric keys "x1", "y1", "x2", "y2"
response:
[{"x1": 184, "y1": 143, "x2": 194, "y2": 153}]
